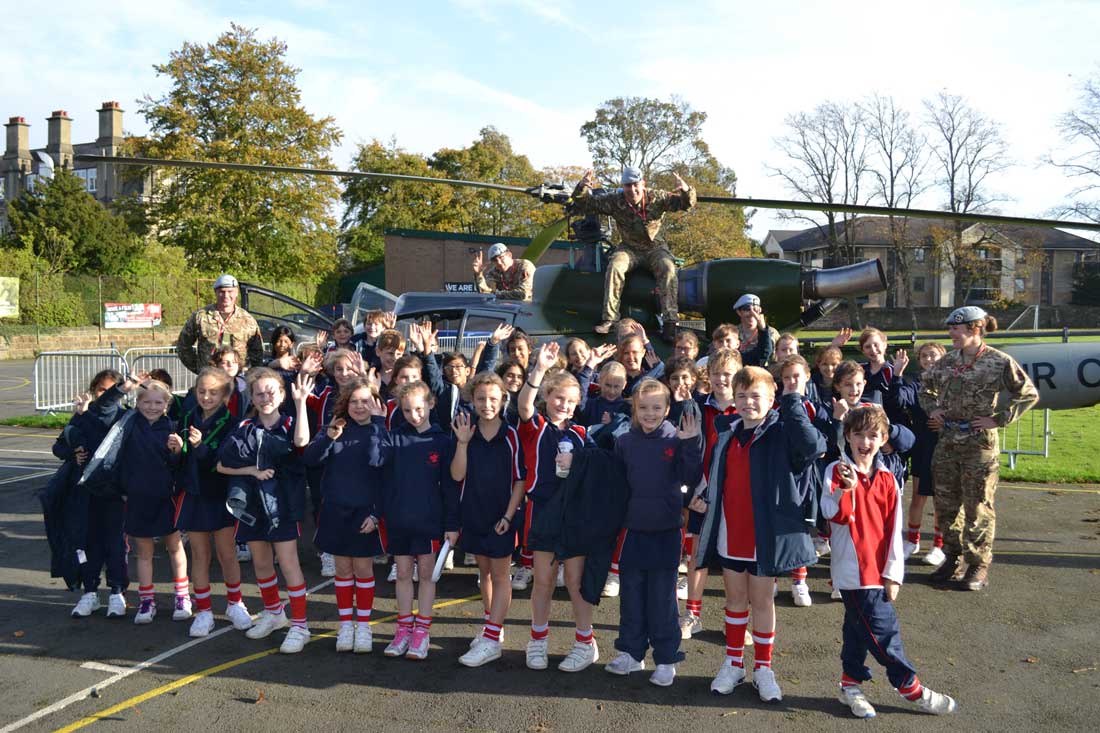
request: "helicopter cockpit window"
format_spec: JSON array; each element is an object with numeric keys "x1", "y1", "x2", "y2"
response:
[
  {"x1": 462, "y1": 315, "x2": 509, "y2": 357},
  {"x1": 243, "y1": 289, "x2": 332, "y2": 348},
  {"x1": 396, "y1": 311, "x2": 464, "y2": 355}
]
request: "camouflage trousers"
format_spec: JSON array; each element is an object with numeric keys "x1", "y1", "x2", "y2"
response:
[
  {"x1": 602, "y1": 246, "x2": 678, "y2": 323},
  {"x1": 931, "y1": 430, "x2": 1000, "y2": 565}
]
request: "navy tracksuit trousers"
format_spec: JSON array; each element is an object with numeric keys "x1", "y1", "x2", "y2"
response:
[
  {"x1": 840, "y1": 588, "x2": 919, "y2": 689},
  {"x1": 80, "y1": 495, "x2": 129, "y2": 594},
  {"x1": 615, "y1": 567, "x2": 684, "y2": 665}
]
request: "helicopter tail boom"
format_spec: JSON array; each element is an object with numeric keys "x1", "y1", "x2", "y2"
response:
[{"x1": 802, "y1": 259, "x2": 887, "y2": 300}]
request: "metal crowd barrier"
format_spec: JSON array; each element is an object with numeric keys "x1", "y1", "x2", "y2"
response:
[
  {"x1": 121, "y1": 346, "x2": 194, "y2": 395},
  {"x1": 33, "y1": 348, "x2": 126, "y2": 412},
  {"x1": 999, "y1": 408, "x2": 1052, "y2": 469}
]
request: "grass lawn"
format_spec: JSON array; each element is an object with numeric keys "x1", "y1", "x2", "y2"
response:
[
  {"x1": 0, "y1": 414, "x2": 70, "y2": 429},
  {"x1": 999, "y1": 405, "x2": 1100, "y2": 484}
]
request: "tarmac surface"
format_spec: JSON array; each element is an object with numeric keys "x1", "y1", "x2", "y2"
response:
[{"x1": 0, "y1": 369, "x2": 1098, "y2": 731}]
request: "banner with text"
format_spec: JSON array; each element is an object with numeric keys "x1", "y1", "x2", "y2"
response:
[{"x1": 104, "y1": 302, "x2": 162, "y2": 329}]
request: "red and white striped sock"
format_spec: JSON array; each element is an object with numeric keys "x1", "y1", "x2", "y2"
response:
[
  {"x1": 907, "y1": 523, "x2": 922, "y2": 544},
  {"x1": 225, "y1": 581, "x2": 243, "y2": 605},
  {"x1": 724, "y1": 609, "x2": 749, "y2": 667},
  {"x1": 575, "y1": 627, "x2": 593, "y2": 645},
  {"x1": 609, "y1": 562, "x2": 620, "y2": 577},
  {"x1": 483, "y1": 621, "x2": 502, "y2": 642},
  {"x1": 173, "y1": 576, "x2": 190, "y2": 600},
  {"x1": 683, "y1": 533, "x2": 696, "y2": 558},
  {"x1": 530, "y1": 622, "x2": 549, "y2": 641},
  {"x1": 257, "y1": 574, "x2": 283, "y2": 613},
  {"x1": 355, "y1": 576, "x2": 375, "y2": 622},
  {"x1": 286, "y1": 582, "x2": 307, "y2": 629},
  {"x1": 483, "y1": 609, "x2": 491, "y2": 623},
  {"x1": 933, "y1": 526, "x2": 944, "y2": 548},
  {"x1": 521, "y1": 550, "x2": 533, "y2": 569},
  {"x1": 791, "y1": 567, "x2": 808, "y2": 584},
  {"x1": 193, "y1": 585, "x2": 212, "y2": 613},
  {"x1": 898, "y1": 675, "x2": 924, "y2": 701},
  {"x1": 138, "y1": 584, "x2": 155, "y2": 603},
  {"x1": 396, "y1": 613, "x2": 414, "y2": 632},
  {"x1": 841, "y1": 672, "x2": 862, "y2": 689},
  {"x1": 334, "y1": 576, "x2": 354, "y2": 623},
  {"x1": 414, "y1": 614, "x2": 432, "y2": 633},
  {"x1": 752, "y1": 628, "x2": 775, "y2": 669},
  {"x1": 686, "y1": 599, "x2": 703, "y2": 619}
]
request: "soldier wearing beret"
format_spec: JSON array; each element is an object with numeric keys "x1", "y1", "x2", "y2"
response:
[
  {"x1": 919, "y1": 306, "x2": 1038, "y2": 590},
  {"x1": 571, "y1": 166, "x2": 696, "y2": 341},
  {"x1": 473, "y1": 242, "x2": 537, "y2": 301},
  {"x1": 177, "y1": 274, "x2": 265, "y2": 374}
]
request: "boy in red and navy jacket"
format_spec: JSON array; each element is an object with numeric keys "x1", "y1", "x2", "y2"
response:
[{"x1": 822, "y1": 406, "x2": 957, "y2": 719}]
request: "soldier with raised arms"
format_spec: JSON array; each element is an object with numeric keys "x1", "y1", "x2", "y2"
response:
[
  {"x1": 919, "y1": 306, "x2": 1038, "y2": 591},
  {"x1": 571, "y1": 166, "x2": 696, "y2": 341},
  {"x1": 473, "y1": 242, "x2": 537, "y2": 301},
  {"x1": 177, "y1": 274, "x2": 265, "y2": 375}
]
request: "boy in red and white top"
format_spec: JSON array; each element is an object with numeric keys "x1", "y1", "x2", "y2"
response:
[{"x1": 822, "y1": 406, "x2": 957, "y2": 719}]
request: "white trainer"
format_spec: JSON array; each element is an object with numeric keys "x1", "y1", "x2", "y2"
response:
[
  {"x1": 526, "y1": 638, "x2": 549, "y2": 670},
  {"x1": 650, "y1": 663, "x2": 677, "y2": 687},
  {"x1": 279, "y1": 625, "x2": 310, "y2": 654},
  {"x1": 840, "y1": 685, "x2": 877, "y2": 718},
  {"x1": 923, "y1": 546, "x2": 947, "y2": 567},
  {"x1": 814, "y1": 536, "x2": 831, "y2": 557},
  {"x1": 831, "y1": 587, "x2": 843, "y2": 601},
  {"x1": 605, "y1": 651, "x2": 644, "y2": 675},
  {"x1": 134, "y1": 598, "x2": 157, "y2": 625},
  {"x1": 558, "y1": 639, "x2": 598, "y2": 672},
  {"x1": 236, "y1": 544, "x2": 252, "y2": 562},
  {"x1": 226, "y1": 601, "x2": 253, "y2": 630},
  {"x1": 320, "y1": 553, "x2": 336, "y2": 578},
  {"x1": 459, "y1": 638, "x2": 503, "y2": 667},
  {"x1": 676, "y1": 575, "x2": 688, "y2": 600},
  {"x1": 679, "y1": 612, "x2": 702, "y2": 640},
  {"x1": 443, "y1": 550, "x2": 454, "y2": 570},
  {"x1": 753, "y1": 667, "x2": 783, "y2": 702},
  {"x1": 245, "y1": 609, "x2": 288, "y2": 639},
  {"x1": 914, "y1": 687, "x2": 957, "y2": 715},
  {"x1": 601, "y1": 574, "x2": 620, "y2": 598},
  {"x1": 189, "y1": 610, "x2": 215, "y2": 637},
  {"x1": 387, "y1": 563, "x2": 398, "y2": 582},
  {"x1": 354, "y1": 624, "x2": 373, "y2": 653},
  {"x1": 678, "y1": 557, "x2": 688, "y2": 574},
  {"x1": 903, "y1": 540, "x2": 920, "y2": 559},
  {"x1": 511, "y1": 566, "x2": 533, "y2": 591},
  {"x1": 172, "y1": 595, "x2": 193, "y2": 621},
  {"x1": 106, "y1": 593, "x2": 127, "y2": 618},
  {"x1": 710, "y1": 663, "x2": 746, "y2": 695},
  {"x1": 464, "y1": 552, "x2": 477, "y2": 566},
  {"x1": 791, "y1": 582, "x2": 812, "y2": 607},
  {"x1": 336, "y1": 622, "x2": 355, "y2": 652},
  {"x1": 71, "y1": 592, "x2": 101, "y2": 618},
  {"x1": 555, "y1": 564, "x2": 565, "y2": 588}
]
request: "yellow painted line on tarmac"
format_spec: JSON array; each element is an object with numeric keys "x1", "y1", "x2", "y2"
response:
[
  {"x1": 0, "y1": 377, "x2": 31, "y2": 391},
  {"x1": 996, "y1": 550, "x2": 1100, "y2": 559},
  {"x1": 53, "y1": 593, "x2": 484, "y2": 733},
  {"x1": 1001, "y1": 484, "x2": 1100, "y2": 494},
  {"x1": 0, "y1": 432, "x2": 57, "y2": 440}
]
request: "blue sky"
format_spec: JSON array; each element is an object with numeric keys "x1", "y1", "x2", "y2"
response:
[{"x1": 5, "y1": 0, "x2": 1100, "y2": 240}]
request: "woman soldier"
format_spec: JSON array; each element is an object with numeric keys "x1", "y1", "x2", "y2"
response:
[{"x1": 919, "y1": 306, "x2": 1038, "y2": 591}]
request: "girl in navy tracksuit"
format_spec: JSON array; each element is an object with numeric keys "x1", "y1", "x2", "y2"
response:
[
  {"x1": 173, "y1": 367, "x2": 252, "y2": 637},
  {"x1": 607, "y1": 379, "x2": 702, "y2": 687},
  {"x1": 366, "y1": 380, "x2": 459, "y2": 661},
  {"x1": 304, "y1": 376, "x2": 385, "y2": 654},
  {"x1": 58, "y1": 369, "x2": 129, "y2": 619},
  {"x1": 858, "y1": 328, "x2": 896, "y2": 412},
  {"x1": 451, "y1": 372, "x2": 527, "y2": 668},
  {"x1": 121, "y1": 380, "x2": 187, "y2": 626},
  {"x1": 217, "y1": 368, "x2": 312, "y2": 654}
]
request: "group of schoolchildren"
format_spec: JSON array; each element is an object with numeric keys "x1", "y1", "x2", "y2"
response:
[{"x1": 46, "y1": 301, "x2": 958, "y2": 719}]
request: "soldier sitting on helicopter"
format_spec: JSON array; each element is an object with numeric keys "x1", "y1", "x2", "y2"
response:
[
  {"x1": 570, "y1": 165, "x2": 697, "y2": 341},
  {"x1": 473, "y1": 242, "x2": 537, "y2": 301}
]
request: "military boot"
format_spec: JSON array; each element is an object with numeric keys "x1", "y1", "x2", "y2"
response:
[
  {"x1": 961, "y1": 562, "x2": 989, "y2": 591},
  {"x1": 928, "y1": 555, "x2": 964, "y2": 585}
]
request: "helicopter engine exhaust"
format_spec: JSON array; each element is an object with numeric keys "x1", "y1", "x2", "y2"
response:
[{"x1": 801, "y1": 259, "x2": 887, "y2": 300}]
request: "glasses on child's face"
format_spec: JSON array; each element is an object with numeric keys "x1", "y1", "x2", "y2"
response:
[{"x1": 443, "y1": 364, "x2": 468, "y2": 372}]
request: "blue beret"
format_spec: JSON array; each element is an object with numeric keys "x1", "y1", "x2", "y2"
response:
[
  {"x1": 621, "y1": 166, "x2": 643, "y2": 185},
  {"x1": 945, "y1": 306, "x2": 988, "y2": 325}
]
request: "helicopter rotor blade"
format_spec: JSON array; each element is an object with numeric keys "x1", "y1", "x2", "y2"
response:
[{"x1": 522, "y1": 217, "x2": 569, "y2": 264}]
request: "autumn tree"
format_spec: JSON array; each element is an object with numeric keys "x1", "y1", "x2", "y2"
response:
[
  {"x1": 1047, "y1": 72, "x2": 1100, "y2": 224},
  {"x1": 123, "y1": 24, "x2": 342, "y2": 280}
]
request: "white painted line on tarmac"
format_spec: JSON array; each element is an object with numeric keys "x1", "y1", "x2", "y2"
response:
[
  {"x1": 0, "y1": 470, "x2": 53, "y2": 485},
  {"x1": 0, "y1": 448, "x2": 56, "y2": 455},
  {"x1": 0, "y1": 463, "x2": 57, "y2": 470},
  {"x1": 0, "y1": 578, "x2": 335, "y2": 733},
  {"x1": 79, "y1": 662, "x2": 131, "y2": 675}
]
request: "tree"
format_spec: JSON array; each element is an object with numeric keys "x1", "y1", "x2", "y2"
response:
[
  {"x1": 123, "y1": 24, "x2": 342, "y2": 280},
  {"x1": 923, "y1": 92, "x2": 1011, "y2": 304},
  {"x1": 580, "y1": 96, "x2": 708, "y2": 182},
  {"x1": 2, "y1": 168, "x2": 141, "y2": 274},
  {"x1": 1047, "y1": 73, "x2": 1100, "y2": 223}
]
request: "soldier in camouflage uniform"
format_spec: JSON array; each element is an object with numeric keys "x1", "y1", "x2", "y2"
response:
[
  {"x1": 570, "y1": 166, "x2": 696, "y2": 340},
  {"x1": 473, "y1": 242, "x2": 537, "y2": 300},
  {"x1": 918, "y1": 306, "x2": 1038, "y2": 590},
  {"x1": 177, "y1": 274, "x2": 265, "y2": 374}
]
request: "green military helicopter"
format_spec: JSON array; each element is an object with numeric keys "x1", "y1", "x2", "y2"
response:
[{"x1": 76, "y1": 155, "x2": 1100, "y2": 381}]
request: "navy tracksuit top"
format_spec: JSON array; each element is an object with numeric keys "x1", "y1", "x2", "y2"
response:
[
  {"x1": 615, "y1": 421, "x2": 704, "y2": 532},
  {"x1": 176, "y1": 405, "x2": 234, "y2": 499},
  {"x1": 118, "y1": 415, "x2": 177, "y2": 499},
  {"x1": 366, "y1": 418, "x2": 459, "y2": 537},
  {"x1": 578, "y1": 395, "x2": 631, "y2": 427},
  {"x1": 458, "y1": 421, "x2": 526, "y2": 535},
  {"x1": 303, "y1": 420, "x2": 382, "y2": 513}
]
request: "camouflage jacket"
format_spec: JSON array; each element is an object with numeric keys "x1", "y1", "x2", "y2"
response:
[
  {"x1": 918, "y1": 345, "x2": 1038, "y2": 433},
  {"x1": 177, "y1": 305, "x2": 265, "y2": 374},
  {"x1": 569, "y1": 186, "x2": 697, "y2": 253},
  {"x1": 476, "y1": 259, "x2": 536, "y2": 300}
]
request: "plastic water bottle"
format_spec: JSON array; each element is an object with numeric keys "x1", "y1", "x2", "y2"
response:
[{"x1": 556, "y1": 439, "x2": 573, "y2": 478}]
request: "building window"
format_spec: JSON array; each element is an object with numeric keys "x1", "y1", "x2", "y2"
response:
[
  {"x1": 913, "y1": 276, "x2": 925, "y2": 293},
  {"x1": 1015, "y1": 277, "x2": 1026, "y2": 292},
  {"x1": 74, "y1": 168, "x2": 97, "y2": 193},
  {"x1": 914, "y1": 247, "x2": 925, "y2": 262},
  {"x1": 24, "y1": 173, "x2": 37, "y2": 192},
  {"x1": 0, "y1": 179, "x2": 5, "y2": 200}
]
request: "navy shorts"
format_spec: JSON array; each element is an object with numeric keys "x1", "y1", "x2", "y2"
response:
[
  {"x1": 125, "y1": 494, "x2": 178, "y2": 538},
  {"x1": 236, "y1": 517, "x2": 302, "y2": 544},
  {"x1": 462, "y1": 528, "x2": 517, "y2": 559},
  {"x1": 314, "y1": 503, "x2": 384, "y2": 558},
  {"x1": 718, "y1": 557, "x2": 763, "y2": 576},
  {"x1": 385, "y1": 530, "x2": 441, "y2": 558},
  {"x1": 174, "y1": 492, "x2": 234, "y2": 533}
]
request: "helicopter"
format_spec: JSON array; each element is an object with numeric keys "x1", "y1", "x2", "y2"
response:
[{"x1": 74, "y1": 153, "x2": 1100, "y2": 410}]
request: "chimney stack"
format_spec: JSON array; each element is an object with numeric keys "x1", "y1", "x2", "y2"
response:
[
  {"x1": 46, "y1": 110, "x2": 73, "y2": 169},
  {"x1": 3, "y1": 116, "x2": 32, "y2": 199},
  {"x1": 96, "y1": 101, "x2": 124, "y2": 200}
]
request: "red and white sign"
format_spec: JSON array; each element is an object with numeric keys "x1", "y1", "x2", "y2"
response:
[{"x1": 104, "y1": 302, "x2": 162, "y2": 329}]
